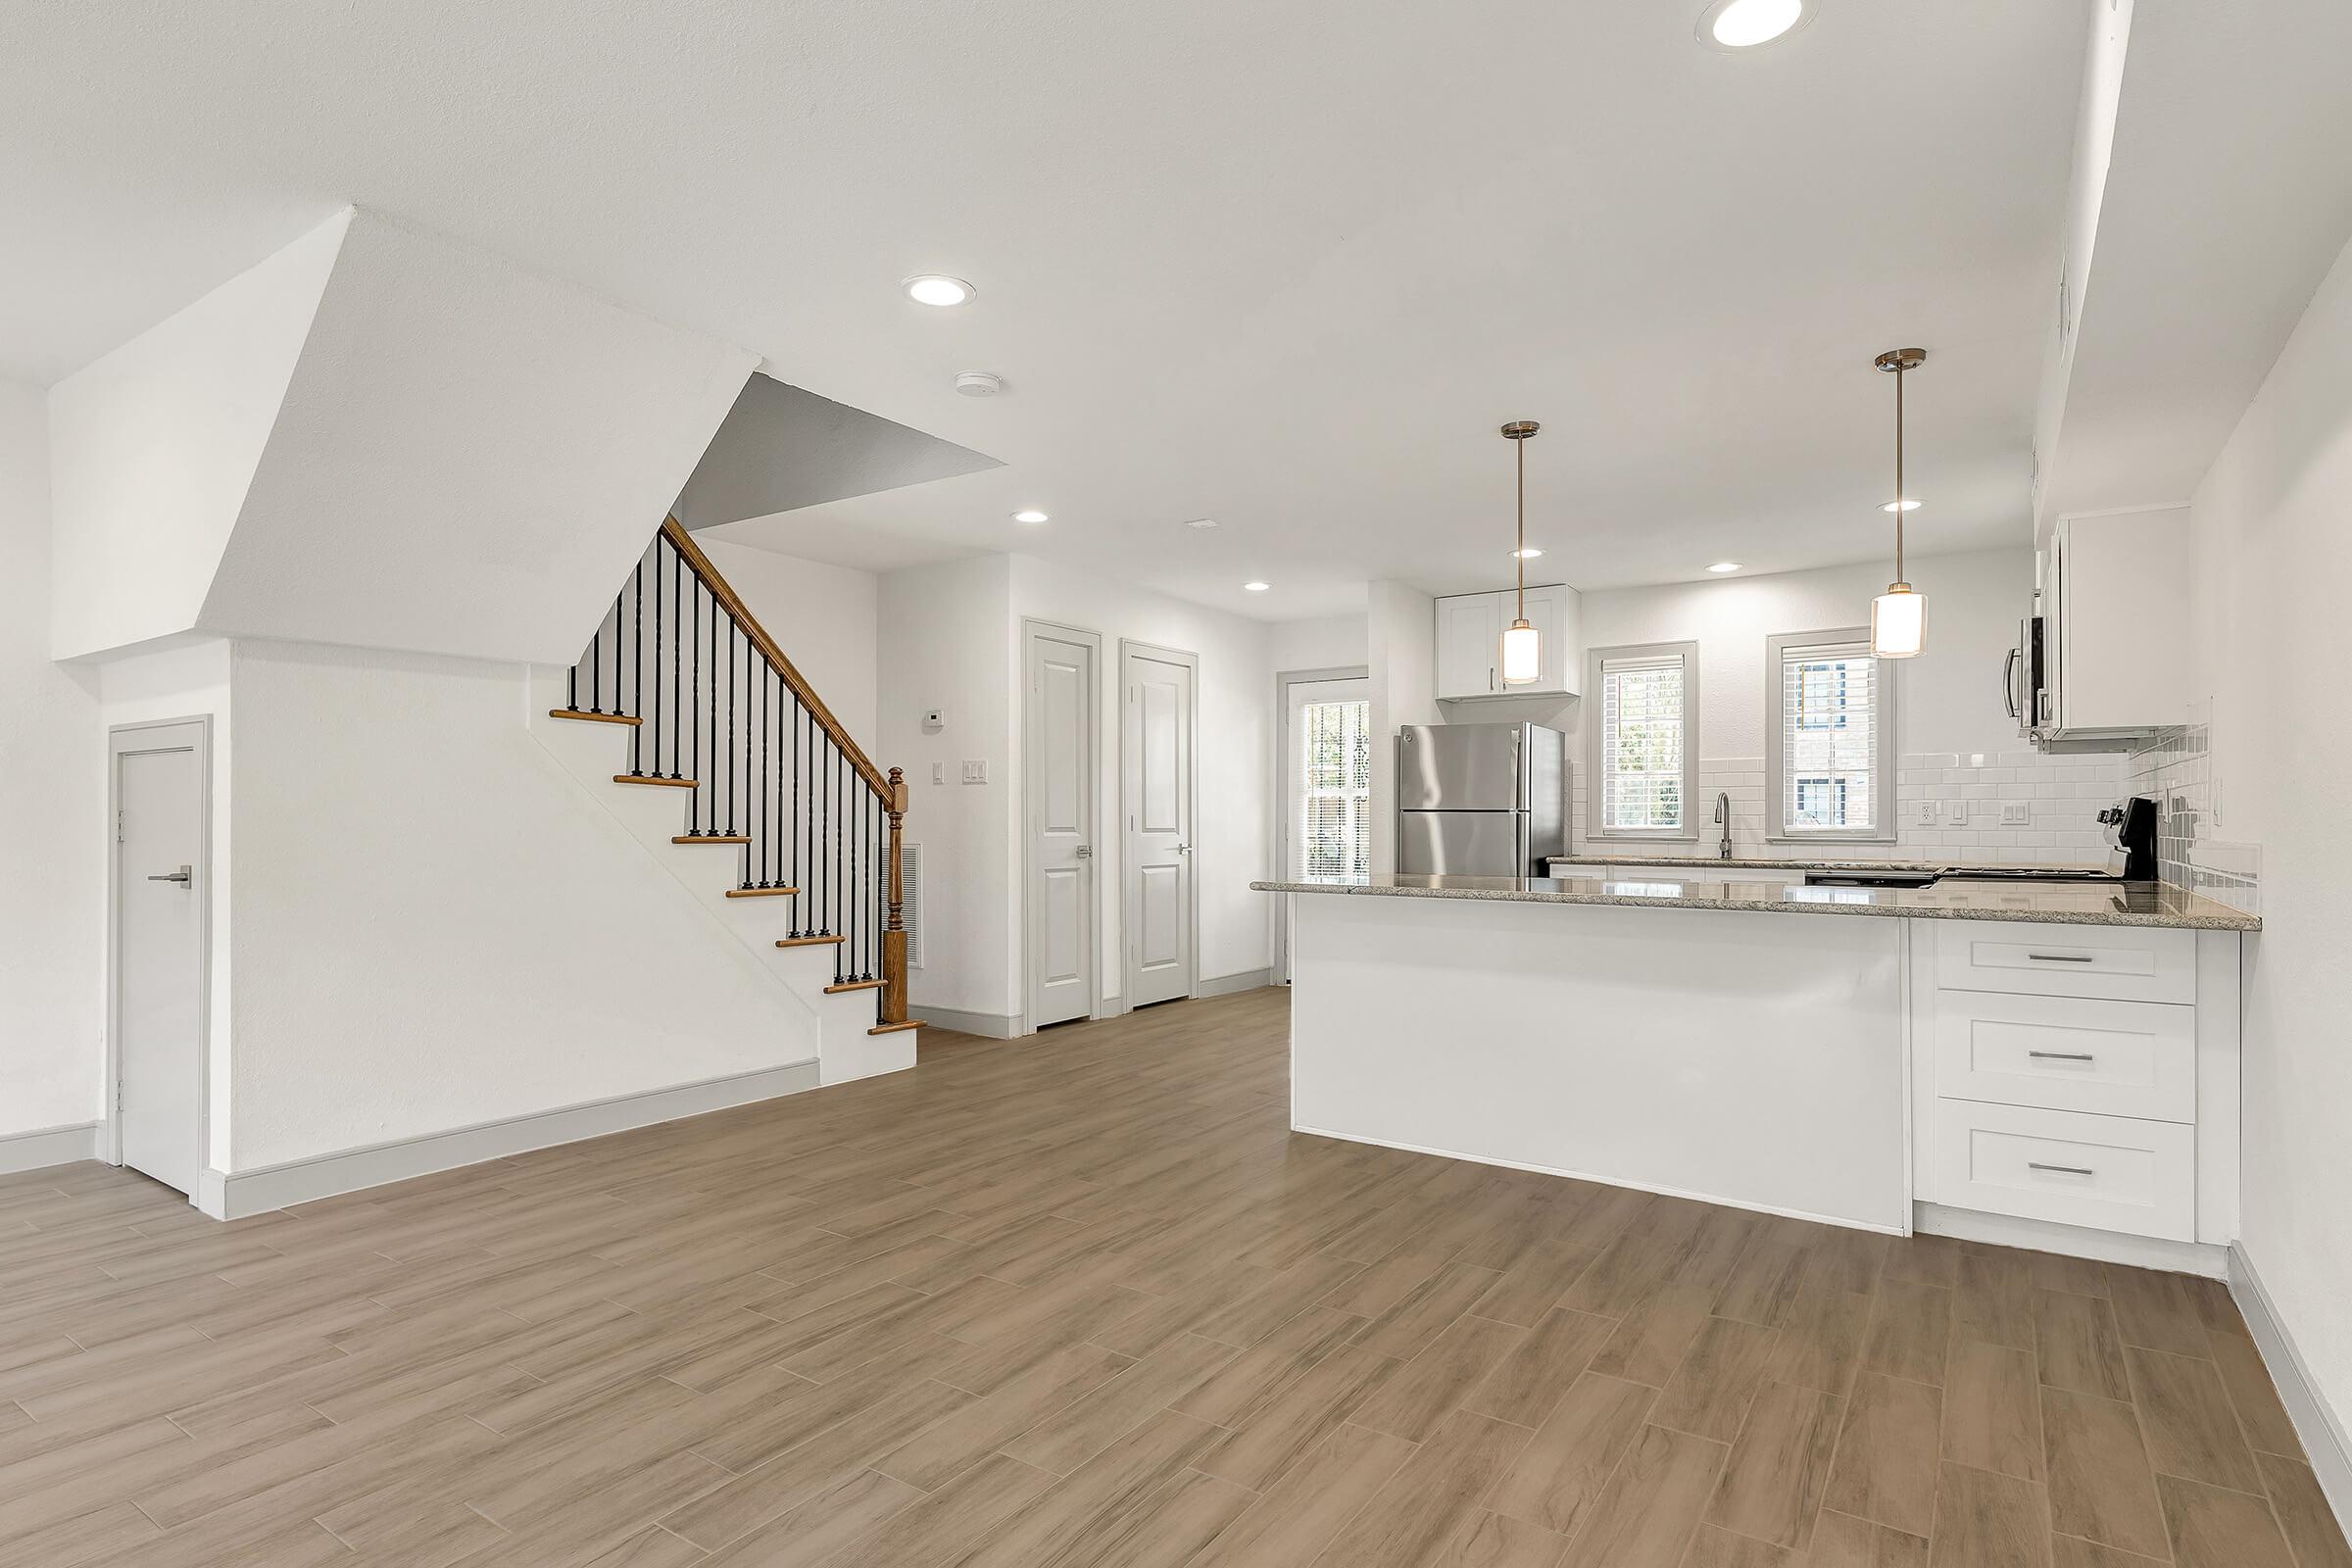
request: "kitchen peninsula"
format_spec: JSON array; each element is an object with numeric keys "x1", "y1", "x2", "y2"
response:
[{"x1": 1257, "y1": 870, "x2": 2257, "y2": 1264}]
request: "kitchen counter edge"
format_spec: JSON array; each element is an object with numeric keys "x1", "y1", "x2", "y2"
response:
[{"x1": 1251, "y1": 877, "x2": 2261, "y2": 932}]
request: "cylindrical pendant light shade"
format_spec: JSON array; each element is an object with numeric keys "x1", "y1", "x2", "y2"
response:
[
  {"x1": 1872, "y1": 584, "x2": 1927, "y2": 659},
  {"x1": 1500, "y1": 618, "x2": 1541, "y2": 685}
]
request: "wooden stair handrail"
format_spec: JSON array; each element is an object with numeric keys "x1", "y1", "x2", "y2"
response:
[
  {"x1": 661, "y1": 516, "x2": 892, "y2": 800},
  {"x1": 658, "y1": 515, "x2": 910, "y2": 1027}
]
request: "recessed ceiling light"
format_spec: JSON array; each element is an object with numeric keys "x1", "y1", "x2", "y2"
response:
[
  {"x1": 1880, "y1": 498, "x2": 1922, "y2": 513},
  {"x1": 1183, "y1": 517, "x2": 1219, "y2": 530},
  {"x1": 1696, "y1": 0, "x2": 1810, "y2": 50},
  {"x1": 1012, "y1": 510, "x2": 1049, "y2": 524},
  {"x1": 1243, "y1": 581, "x2": 1271, "y2": 592},
  {"x1": 1707, "y1": 562, "x2": 1743, "y2": 573},
  {"x1": 1510, "y1": 547, "x2": 1544, "y2": 560},
  {"x1": 903, "y1": 274, "x2": 975, "y2": 307}
]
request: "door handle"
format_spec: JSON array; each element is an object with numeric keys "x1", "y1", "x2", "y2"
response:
[
  {"x1": 1074, "y1": 845, "x2": 1093, "y2": 858},
  {"x1": 146, "y1": 864, "x2": 192, "y2": 886},
  {"x1": 2002, "y1": 648, "x2": 2021, "y2": 719},
  {"x1": 1175, "y1": 843, "x2": 1193, "y2": 855}
]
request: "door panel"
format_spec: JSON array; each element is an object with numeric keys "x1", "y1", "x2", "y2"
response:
[
  {"x1": 1123, "y1": 647, "x2": 1196, "y2": 1008},
  {"x1": 1435, "y1": 594, "x2": 1497, "y2": 699},
  {"x1": 118, "y1": 730, "x2": 205, "y2": 1197},
  {"x1": 1026, "y1": 630, "x2": 1097, "y2": 1028}
]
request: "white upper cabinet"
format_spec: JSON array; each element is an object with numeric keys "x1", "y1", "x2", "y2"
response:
[
  {"x1": 2040, "y1": 507, "x2": 2189, "y2": 743},
  {"x1": 1433, "y1": 584, "x2": 1582, "y2": 700}
]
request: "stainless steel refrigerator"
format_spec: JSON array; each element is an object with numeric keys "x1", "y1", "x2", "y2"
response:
[{"x1": 1396, "y1": 722, "x2": 1568, "y2": 877}]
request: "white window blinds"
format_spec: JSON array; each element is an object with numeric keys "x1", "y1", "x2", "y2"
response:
[
  {"x1": 1778, "y1": 637, "x2": 1880, "y2": 833},
  {"x1": 1599, "y1": 653, "x2": 1688, "y2": 833},
  {"x1": 1296, "y1": 698, "x2": 1371, "y2": 881}
]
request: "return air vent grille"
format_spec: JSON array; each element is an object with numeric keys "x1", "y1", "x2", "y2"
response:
[{"x1": 901, "y1": 842, "x2": 923, "y2": 969}]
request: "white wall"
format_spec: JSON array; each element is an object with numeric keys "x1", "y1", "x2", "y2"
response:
[
  {"x1": 1365, "y1": 581, "x2": 1437, "y2": 874},
  {"x1": 48, "y1": 212, "x2": 346, "y2": 661},
  {"x1": 0, "y1": 382, "x2": 103, "y2": 1142},
  {"x1": 878, "y1": 556, "x2": 1018, "y2": 1019},
  {"x1": 1011, "y1": 557, "x2": 1275, "y2": 997},
  {"x1": 696, "y1": 537, "x2": 882, "y2": 757},
  {"x1": 1270, "y1": 613, "x2": 1366, "y2": 674},
  {"x1": 223, "y1": 640, "x2": 817, "y2": 1169},
  {"x1": 2182, "y1": 229, "x2": 2352, "y2": 1460}
]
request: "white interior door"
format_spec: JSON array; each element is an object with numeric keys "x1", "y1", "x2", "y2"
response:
[
  {"x1": 1025, "y1": 627, "x2": 1098, "y2": 1028},
  {"x1": 115, "y1": 723, "x2": 206, "y2": 1197},
  {"x1": 1123, "y1": 644, "x2": 1196, "y2": 1008},
  {"x1": 1280, "y1": 675, "x2": 1372, "y2": 981}
]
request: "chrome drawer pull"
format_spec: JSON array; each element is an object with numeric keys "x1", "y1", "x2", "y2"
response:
[
  {"x1": 2029, "y1": 1161, "x2": 2095, "y2": 1176},
  {"x1": 2026, "y1": 953, "x2": 2095, "y2": 963},
  {"x1": 2028, "y1": 1051, "x2": 2096, "y2": 1061}
]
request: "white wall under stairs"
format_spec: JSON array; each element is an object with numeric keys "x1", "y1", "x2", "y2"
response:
[
  {"x1": 527, "y1": 666, "x2": 913, "y2": 1090},
  {"x1": 213, "y1": 641, "x2": 910, "y2": 1202}
]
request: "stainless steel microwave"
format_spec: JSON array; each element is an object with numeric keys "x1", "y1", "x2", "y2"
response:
[{"x1": 2005, "y1": 613, "x2": 2048, "y2": 736}]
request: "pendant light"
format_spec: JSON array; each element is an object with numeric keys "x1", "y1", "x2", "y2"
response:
[
  {"x1": 1870, "y1": 348, "x2": 1929, "y2": 659},
  {"x1": 1500, "y1": 420, "x2": 1542, "y2": 685}
]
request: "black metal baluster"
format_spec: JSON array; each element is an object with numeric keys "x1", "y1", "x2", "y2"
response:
[
  {"x1": 755, "y1": 652, "x2": 768, "y2": 888},
  {"x1": 629, "y1": 557, "x2": 645, "y2": 771},
  {"x1": 589, "y1": 598, "x2": 604, "y2": 713},
  {"x1": 689, "y1": 572, "x2": 702, "y2": 832},
  {"x1": 668, "y1": 543, "x2": 683, "y2": 780},
  {"x1": 722, "y1": 615, "x2": 735, "y2": 841}
]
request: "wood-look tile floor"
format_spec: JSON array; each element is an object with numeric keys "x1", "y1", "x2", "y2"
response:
[{"x1": 2, "y1": 986, "x2": 2344, "y2": 1567}]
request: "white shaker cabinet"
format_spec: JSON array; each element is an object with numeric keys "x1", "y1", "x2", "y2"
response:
[
  {"x1": 1433, "y1": 583, "x2": 1582, "y2": 700},
  {"x1": 2038, "y1": 506, "x2": 2191, "y2": 743}
]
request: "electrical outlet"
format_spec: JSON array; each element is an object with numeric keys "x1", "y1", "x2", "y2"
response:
[
  {"x1": 1910, "y1": 800, "x2": 1936, "y2": 828},
  {"x1": 1945, "y1": 801, "x2": 1969, "y2": 826},
  {"x1": 961, "y1": 760, "x2": 989, "y2": 785},
  {"x1": 1999, "y1": 802, "x2": 2031, "y2": 826}
]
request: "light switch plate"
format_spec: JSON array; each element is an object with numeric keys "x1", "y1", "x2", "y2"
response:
[
  {"x1": 1945, "y1": 801, "x2": 1969, "y2": 825},
  {"x1": 931, "y1": 761, "x2": 946, "y2": 785},
  {"x1": 1999, "y1": 802, "x2": 2031, "y2": 826},
  {"x1": 961, "y1": 760, "x2": 989, "y2": 785}
]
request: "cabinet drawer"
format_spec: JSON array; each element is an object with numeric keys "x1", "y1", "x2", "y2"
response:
[
  {"x1": 1933, "y1": 993, "x2": 2195, "y2": 1122},
  {"x1": 1927, "y1": 1101, "x2": 2194, "y2": 1241},
  {"x1": 1933, "y1": 920, "x2": 2196, "y2": 1004}
]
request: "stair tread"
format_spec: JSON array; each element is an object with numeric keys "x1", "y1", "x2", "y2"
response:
[
  {"x1": 673, "y1": 835, "x2": 750, "y2": 845},
  {"x1": 824, "y1": 979, "x2": 884, "y2": 993},
  {"x1": 724, "y1": 886, "x2": 800, "y2": 898},
  {"x1": 551, "y1": 709, "x2": 642, "y2": 726},
  {"x1": 775, "y1": 934, "x2": 845, "y2": 949},
  {"x1": 614, "y1": 773, "x2": 698, "y2": 788},
  {"x1": 868, "y1": 1020, "x2": 925, "y2": 1035}
]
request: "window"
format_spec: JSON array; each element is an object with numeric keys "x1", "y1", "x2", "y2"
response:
[
  {"x1": 1586, "y1": 642, "x2": 1700, "y2": 840},
  {"x1": 1295, "y1": 693, "x2": 1371, "y2": 881},
  {"x1": 1767, "y1": 629, "x2": 1895, "y2": 841}
]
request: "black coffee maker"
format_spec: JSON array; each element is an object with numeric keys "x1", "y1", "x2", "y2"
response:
[{"x1": 2099, "y1": 797, "x2": 2159, "y2": 880}]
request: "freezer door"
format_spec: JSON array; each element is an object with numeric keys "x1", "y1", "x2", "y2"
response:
[
  {"x1": 1396, "y1": 724, "x2": 1525, "y2": 811},
  {"x1": 1397, "y1": 810, "x2": 1530, "y2": 876}
]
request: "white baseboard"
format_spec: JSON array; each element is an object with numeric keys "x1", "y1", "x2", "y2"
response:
[
  {"x1": 1913, "y1": 1202, "x2": 2229, "y2": 1278},
  {"x1": 199, "y1": 1058, "x2": 820, "y2": 1220},
  {"x1": 1199, "y1": 968, "x2": 1273, "y2": 999},
  {"x1": 1293, "y1": 1122, "x2": 1908, "y2": 1236},
  {"x1": 910, "y1": 1004, "x2": 1024, "y2": 1040},
  {"x1": 0, "y1": 1121, "x2": 100, "y2": 1176},
  {"x1": 2231, "y1": 1242, "x2": 2352, "y2": 1538}
]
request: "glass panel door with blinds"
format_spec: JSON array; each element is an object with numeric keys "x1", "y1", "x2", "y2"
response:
[
  {"x1": 1768, "y1": 630, "x2": 1895, "y2": 840},
  {"x1": 1588, "y1": 643, "x2": 1698, "y2": 839},
  {"x1": 1286, "y1": 678, "x2": 1371, "y2": 883}
]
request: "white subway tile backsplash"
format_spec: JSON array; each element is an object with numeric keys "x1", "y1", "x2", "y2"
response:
[
  {"x1": 2125, "y1": 722, "x2": 2259, "y2": 915},
  {"x1": 1569, "y1": 750, "x2": 2122, "y2": 865}
]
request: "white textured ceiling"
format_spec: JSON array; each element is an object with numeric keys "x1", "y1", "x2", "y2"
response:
[{"x1": 1, "y1": 0, "x2": 2083, "y2": 617}]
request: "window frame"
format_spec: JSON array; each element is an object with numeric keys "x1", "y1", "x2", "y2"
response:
[
  {"x1": 1765, "y1": 627, "x2": 1896, "y2": 844},
  {"x1": 1584, "y1": 640, "x2": 1701, "y2": 843}
]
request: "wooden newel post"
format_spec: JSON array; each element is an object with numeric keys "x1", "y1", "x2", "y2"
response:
[{"x1": 882, "y1": 766, "x2": 909, "y2": 1025}]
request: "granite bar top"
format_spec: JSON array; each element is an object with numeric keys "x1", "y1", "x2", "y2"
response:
[
  {"x1": 1549, "y1": 854, "x2": 2115, "y2": 874},
  {"x1": 1252, "y1": 873, "x2": 2261, "y2": 931}
]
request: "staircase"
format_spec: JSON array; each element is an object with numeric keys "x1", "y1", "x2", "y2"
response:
[{"x1": 542, "y1": 518, "x2": 917, "y2": 1060}]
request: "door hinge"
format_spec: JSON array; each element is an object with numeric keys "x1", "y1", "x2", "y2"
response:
[{"x1": 116, "y1": 808, "x2": 125, "y2": 844}]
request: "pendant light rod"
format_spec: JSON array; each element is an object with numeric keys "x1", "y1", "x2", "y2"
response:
[
  {"x1": 1498, "y1": 420, "x2": 1542, "y2": 688},
  {"x1": 1874, "y1": 349, "x2": 1926, "y2": 585},
  {"x1": 1502, "y1": 419, "x2": 1539, "y2": 619}
]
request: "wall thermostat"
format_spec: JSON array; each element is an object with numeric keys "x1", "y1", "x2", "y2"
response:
[{"x1": 921, "y1": 708, "x2": 945, "y2": 733}]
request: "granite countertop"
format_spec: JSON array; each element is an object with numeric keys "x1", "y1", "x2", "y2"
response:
[
  {"x1": 1252, "y1": 873, "x2": 2261, "y2": 931},
  {"x1": 1548, "y1": 854, "x2": 2116, "y2": 874}
]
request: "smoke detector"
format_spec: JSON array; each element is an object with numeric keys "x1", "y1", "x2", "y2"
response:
[{"x1": 955, "y1": 370, "x2": 1004, "y2": 398}]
